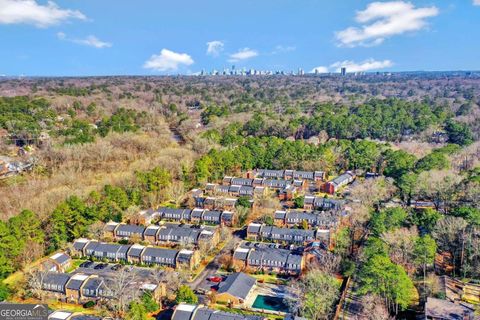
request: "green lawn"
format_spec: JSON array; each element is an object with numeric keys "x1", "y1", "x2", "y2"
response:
[
  {"x1": 65, "y1": 259, "x2": 87, "y2": 273},
  {"x1": 251, "y1": 273, "x2": 288, "y2": 285}
]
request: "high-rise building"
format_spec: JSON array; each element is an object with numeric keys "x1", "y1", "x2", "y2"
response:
[{"x1": 341, "y1": 67, "x2": 347, "y2": 76}]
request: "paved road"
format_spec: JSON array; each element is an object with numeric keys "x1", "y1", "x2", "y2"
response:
[{"x1": 188, "y1": 234, "x2": 241, "y2": 291}]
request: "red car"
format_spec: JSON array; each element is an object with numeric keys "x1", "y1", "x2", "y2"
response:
[{"x1": 208, "y1": 276, "x2": 223, "y2": 283}]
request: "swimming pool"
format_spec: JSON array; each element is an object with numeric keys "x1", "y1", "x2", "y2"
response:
[{"x1": 252, "y1": 295, "x2": 290, "y2": 312}]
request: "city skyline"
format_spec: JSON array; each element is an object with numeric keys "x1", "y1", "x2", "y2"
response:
[{"x1": 0, "y1": 0, "x2": 479, "y2": 76}]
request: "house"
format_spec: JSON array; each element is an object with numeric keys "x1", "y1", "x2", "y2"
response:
[
  {"x1": 87, "y1": 242, "x2": 130, "y2": 262},
  {"x1": 103, "y1": 221, "x2": 119, "y2": 239},
  {"x1": 71, "y1": 238, "x2": 91, "y2": 257},
  {"x1": 49, "y1": 311, "x2": 105, "y2": 320},
  {"x1": 72, "y1": 239, "x2": 198, "y2": 269},
  {"x1": 172, "y1": 304, "x2": 265, "y2": 320},
  {"x1": 41, "y1": 252, "x2": 71, "y2": 273},
  {"x1": 205, "y1": 183, "x2": 260, "y2": 198},
  {"x1": 246, "y1": 223, "x2": 317, "y2": 244},
  {"x1": 81, "y1": 277, "x2": 105, "y2": 300},
  {"x1": 274, "y1": 210, "x2": 342, "y2": 229},
  {"x1": 40, "y1": 271, "x2": 164, "y2": 305},
  {"x1": 322, "y1": 171, "x2": 356, "y2": 194},
  {"x1": 141, "y1": 246, "x2": 178, "y2": 268},
  {"x1": 114, "y1": 224, "x2": 145, "y2": 241},
  {"x1": 176, "y1": 249, "x2": 200, "y2": 270},
  {"x1": 425, "y1": 297, "x2": 475, "y2": 320},
  {"x1": 42, "y1": 272, "x2": 71, "y2": 296},
  {"x1": 278, "y1": 184, "x2": 296, "y2": 201},
  {"x1": 303, "y1": 196, "x2": 344, "y2": 211},
  {"x1": 216, "y1": 272, "x2": 256, "y2": 306},
  {"x1": 127, "y1": 244, "x2": 146, "y2": 264},
  {"x1": 157, "y1": 208, "x2": 192, "y2": 223},
  {"x1": 233, "y1": 242, "x2": 304, "y2": 275},
  {"x1": 246, "y1": 223, "x2": 263, "y2": 240},
  {"x1": 156, "y1": 224, "x2": 219, "y2": 247},
  {"x1": 156, "y1": 207, "x2": 235, "y2": 226},
  {"x1": 253, "y1": 169, "x2": 285, "y2": 179},
  {"x1": 231, "y1": 177, "x2": 254, "y2": 187},
  {"x1": 144, "y1": 225, "x2": 161, "y2": 244},
  {"x1": 65, "y1": 274, "x2": 90, "y2": 302},
  {"x1": 248, "y1": 169, "x2": 326, "y2": 182}
]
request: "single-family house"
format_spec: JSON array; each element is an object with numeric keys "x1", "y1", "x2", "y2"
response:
[{"x1": 215, "y1": 272, "x2": 256, "y2": 306}]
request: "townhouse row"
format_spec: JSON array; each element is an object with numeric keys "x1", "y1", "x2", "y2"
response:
[
  {"x1": 72, "y1": 239, "x2": 199, "y2": 270},
  {"x1": 246, "y1": 169, "x2": 327, "y2": 182},
  {"x1": 232, "y1": 242, "x2": 305, "y2": 275},
  {"x1": 194, "y1": 195, "x2": 239, "y2": 211},
  {"x1": 222, "y1": 176, "x2": 308, "y2": 191},
  {"x1": 41, "y1": 272, "x2": 163, "y2": 304},
  {"x1": 303, "y1": 196, "x2": 344, "y2": 211},
  {"x1": 246, "y1": 223, "x2": 330, "y2": 245},
  {"x1": 205, "y1": 183, "x2": 265, "y2": 198},
  {"x1": 273, "y1": 209, "x2": 344, "y2": 229},
  {"x1": 103, "y1": 222, "x2": 220, "y2": 247},
  {"x1": 219, "y1": 177, "x2": 301, "y2": 200},
  {"x1": 136, "y1": 207, "x2": 236, "y2": 226}
]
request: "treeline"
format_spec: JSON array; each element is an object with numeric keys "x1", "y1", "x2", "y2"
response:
[
  {"x1": 201, "y1": 98, "x2": 474, "y2": 145},
  {"x1": 194, "y1": 134, "x2": 464, "y2": 183}
]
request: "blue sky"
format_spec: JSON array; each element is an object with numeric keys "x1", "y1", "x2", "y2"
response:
[{"x1": 0, "y1": 0, "x2": 479, "y2": 76}]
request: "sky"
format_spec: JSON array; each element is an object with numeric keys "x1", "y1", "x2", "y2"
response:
[{"x1": 0, "y1": 0, "x2": 479, "y2": 76}]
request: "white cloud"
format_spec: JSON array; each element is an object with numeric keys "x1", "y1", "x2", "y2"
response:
[
  {"x1": 474, "y1": 0, "x2": 480, "y2": 5},
  {"x1": 206, "y1": 40, "x2": 224, "y2": 56},
  {"x1": 335, "y1": 1, "x2": 439, "y2": 47},
  {"x1": 228, "y1": 48, "x2": 258, "y2": 62},
  {"x1": 310, "y1": 59, "x2": 392, "y2": 73},
  {"x1": 330, "y1": 59, "x2": 393, "y2": 73},
  {"x1": 310, "y1": 66, "x2": 329, "y2": 73},
  {"x1": 0, "y1": 0, "x2": 86, "y2": 27},
  {"x1": 57, "y1": 32, "x2": 112, "y2": 48},
  {"x1": 143, "y1": 49, "x2": 194, "y2": 72},
  {"x1": 272, "y1": 45, "x2": 296, "y2": 54}
]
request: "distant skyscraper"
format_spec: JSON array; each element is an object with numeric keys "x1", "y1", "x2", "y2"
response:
[{"x1": 341, "y1": 67, "x2": 347, "y2": 76}]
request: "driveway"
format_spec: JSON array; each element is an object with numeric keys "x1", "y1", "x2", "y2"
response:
[{"x1": 189, "y1": 233, "x2": 241, "y2": 291}]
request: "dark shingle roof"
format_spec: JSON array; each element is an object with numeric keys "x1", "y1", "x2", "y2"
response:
[
  {"x1": 116, "y1": 224, "x2": 145, "y2": 235},
  {"x1": 50, "y1": 252, "x2": 70, "y2": 265},
  {"x1": 43, "y1": 273, "x2": 71, "y2": 290},
  {"x1": 143, "y1": 247, "x2": 178, "y2": 260},
  {"x1": 66, "y1": 274, "x2": 89, "y2": 290},
  {"x1": 73, "y1": 239, "x2": 91, "y2": 251},
  {"x1": 217, "y1": 272, "x2": 256, "y2": 300}
]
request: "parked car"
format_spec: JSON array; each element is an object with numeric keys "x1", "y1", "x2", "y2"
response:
[
  {"x1": 94, "y1": 263, "x2": 108, "y2": 270},
  {"x1": 111, "y1": 264, "x2": 123, "y2": 271},
  {"x1": 80, "y1": 261, "x2": 94, "y2": 268},
  {"x1": 207, "y1": 276, "x2": 223, "y2": 283},
  {"x1": 195, "y1": 288, "x2": 207, "y2": 294}
]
